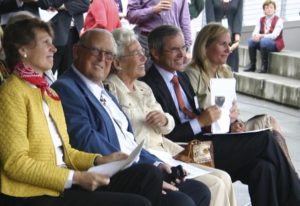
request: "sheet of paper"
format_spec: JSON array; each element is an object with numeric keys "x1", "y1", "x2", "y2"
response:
[
  {"x1": 88, "y1": 140, "x2": 144, "y2": 177},
  {"x1": 203, "y1": 128, "x2": 271, "y2": 136},
  {"x1": 148, "y1": 149, "x2": 210, "y2": 179},
  {"x1": 210, "y1": 78, "x2": 236, "y2": 134},
  {"x1": 39, "y1": 8, "x2": 58, "y2": 22}
]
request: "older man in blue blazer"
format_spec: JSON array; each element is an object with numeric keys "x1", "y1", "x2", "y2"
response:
[{"x1": 52, "y1": 28, "x2": 211, "y2": 206}]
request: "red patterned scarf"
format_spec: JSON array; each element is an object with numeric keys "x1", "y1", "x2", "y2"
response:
[{"x1": 14, "y1": 62, "x2": 60, "y2": 100}]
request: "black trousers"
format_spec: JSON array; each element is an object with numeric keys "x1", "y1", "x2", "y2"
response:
[
  {"x1": 52, "y1": 27, "x2": 79, "y2": 77},
  {"x1": 0, "y1": 164, "x2": 210, "y2": 206},
  {"x1": 200, "y1": 130, "x2": 300, "y2": 206}
]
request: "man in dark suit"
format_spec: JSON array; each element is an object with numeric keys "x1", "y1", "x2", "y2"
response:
[
  {"x1": 0, "y1": 0, "x2": 39, "y2": 26},
  {"x1": 141, "y1": 25, "x2": 300, "y2": 206},
  {"x1": 52, "y1": 28, "x2": 211, "y2": 206},
  {"x1": 39, "y1": 0, "x2": 89, "y2": 77}
]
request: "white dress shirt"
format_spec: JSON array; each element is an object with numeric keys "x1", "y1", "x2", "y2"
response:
[{"x1": 155, "y1": 65, "x2": 202, "y2": 135}]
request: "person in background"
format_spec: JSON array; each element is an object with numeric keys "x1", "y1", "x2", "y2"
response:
[
  {"x1": 0, "y1": 25, "x2": 8, "y2": 85},
  {"x1": 126, "y1": 0, "x2": 192, "y2": 68},
  {"x1": 141, "y1": 24, "x2": 300, "y2": 206},
  {"x1": 0, "y1": 17, "x2": 166, "y2": 206},
  {"x1": 82, "y1": 0, "x2": 121, "y2": 33},
  {"x1": 106, "y1": 27, "x2": 237, "y2": 206},
  {"x1": 0, "y1": 0, "x2": 40, "y2": 27},
  {"x1": 52, "y1": 28, "x2": 211, "y2": 206},
  {"x1": 184, "y1": 22, "x2": 295, "y2": 170},
  {"x1": 244, "y1": 0, "x2": 284, "y2": 73},
  {"x1": 39, "y1": 0, "x2": 89, "y2": 77},
  {"x1": 189, "y1": 0, "x2": 204, "y2": 19},
  {"x1": 205, "y1": 0, "x2": 243, "y2": 72}
]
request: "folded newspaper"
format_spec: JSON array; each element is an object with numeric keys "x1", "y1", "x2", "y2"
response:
[{"x1": 88, "y1": 140, "x2": 144, "y2": 177}]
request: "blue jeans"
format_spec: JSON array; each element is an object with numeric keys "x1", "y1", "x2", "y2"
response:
[{"x1": 248, "y1": 37, "x2": 277, "y2": 52}]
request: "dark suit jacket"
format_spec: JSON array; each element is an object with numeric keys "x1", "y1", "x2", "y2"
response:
[
  {"x1": 205, "y1": 0, "x2": 243, "y2": 35},
  {"x1": 0, "y1": 0, "x2": 39, "y2": 16},
  {"x1": 52, "y1": 68, "x2": 160, "y2": 165},
  {"x1": 39, "y1": 0, "x2": 89, "y2": 46},
  {"x1": 141, "y1": 65, "x2": 202, "y2": 142}
]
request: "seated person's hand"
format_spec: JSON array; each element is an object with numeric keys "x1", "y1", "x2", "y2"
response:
[
  {"x1": 229, "y1": 100, "x2": 239, "y2": 123},
  {"x1": 230, "y1": 120, "x2": 246, "y2": 133},
  {"x1": 146, "y1": 111, "x2": 168, "y2": 127},
  {"x1": 197, "y1": 105, "x2": 221, "y2": 127},
  {"x1": 73, "y1": 171, "x2": 110, "y2": 191},
  {"x1": 94, "y1": 152, "x2": 128, "y2": 165}
]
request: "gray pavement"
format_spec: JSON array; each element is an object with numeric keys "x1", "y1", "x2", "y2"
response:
[{"x1": 233, "y1": 93, "x2": 300, "y2": 206}]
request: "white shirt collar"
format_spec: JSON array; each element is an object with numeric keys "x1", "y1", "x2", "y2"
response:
[
  {"x1": 154, "y1": 64, "x2": 177, "y2": 84},
  {"x1": 72, "y1": 65, "x2": 105, "y2": 100}
]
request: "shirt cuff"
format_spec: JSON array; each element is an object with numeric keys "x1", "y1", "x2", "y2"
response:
[
  {"x1": 190, "y1": 118, "x2": 202, "y2": 134},
  {"x1": 16, "y1": 0, "x2": 23, "y2": 7},
  {"x1": 64, "y1": 170, "x2": 75, "y2": 189},
  {"x1": 154, "y1": 161, "x2": 163, "y2": 167}
]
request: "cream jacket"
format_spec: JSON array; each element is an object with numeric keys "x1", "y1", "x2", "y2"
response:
[
  {"x1": 0, "y1": 75, "x2": 98, "y2": 197},
  {"x1": 106, "y1": 74, "x2": 183, "y2": 156},
  {"x1": 185, "y1": 65, "x2": 233, "y2": 109}
]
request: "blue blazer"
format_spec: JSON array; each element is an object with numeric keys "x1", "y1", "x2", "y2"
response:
[
  {"x1": 141, "y1": 65, "x2": 202, "y2": 142},
  {"x1": 52, "y1": 68, "x2": 160, "y2": 165}
]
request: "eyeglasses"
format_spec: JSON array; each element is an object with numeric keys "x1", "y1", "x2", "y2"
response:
[
  {"x1": 163, "y1": 45, "x2": 187, "y2": 55},
  {"x1": 120, "y1": 48, "x2": 146, "y2": 58},
  {"x1": 80, "y1": 44, "x2": 115, "y2": 61}
]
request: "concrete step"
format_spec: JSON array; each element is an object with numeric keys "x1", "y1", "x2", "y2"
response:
[
  {"x1": 234, "y1": 71, "x2": 300, "y2": 108},
  {"x1": 239, "y1": 46, "x2": 300, "y2": 80}
]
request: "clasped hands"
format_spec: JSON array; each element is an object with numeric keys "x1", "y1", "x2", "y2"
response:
[{"x1": 146, "y1": 111, "x2": 168, "y2": 127}]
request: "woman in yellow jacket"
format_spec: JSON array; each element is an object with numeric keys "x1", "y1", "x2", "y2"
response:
[{"x1": 0, "y1": 17, "x2": 164, "y2": 206}]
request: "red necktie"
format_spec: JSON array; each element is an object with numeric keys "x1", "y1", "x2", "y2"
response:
[{"x1": 171, "y1": 75, "x2": 196, "y2": 119}]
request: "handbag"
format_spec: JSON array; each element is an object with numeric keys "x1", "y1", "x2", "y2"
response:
[{"x1": 174, "y1": 140, "x2": 215, "y2": 168}]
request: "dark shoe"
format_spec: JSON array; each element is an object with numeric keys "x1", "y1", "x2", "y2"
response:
[
  {"x1": 258, "y1": 65, "x2": 267, "y2": 73},
  {"x1": 244, "y1": 64, "x2": 256, "y2": 72}
]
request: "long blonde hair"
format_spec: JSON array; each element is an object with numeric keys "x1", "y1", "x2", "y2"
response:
[{"x1": 188, "y1": 23, "x2": 232, "y2": 87}]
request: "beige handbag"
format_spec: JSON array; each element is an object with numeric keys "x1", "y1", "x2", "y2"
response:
[{"x1": 174, "y1": 140, "x2": 215, "y2": 168}]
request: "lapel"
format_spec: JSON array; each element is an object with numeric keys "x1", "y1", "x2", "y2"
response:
[
  {"x1": 67, "y1": 69, "x2": 121, "y2": 148},
  {"x1": 148, "y1": 66, "x2": 182, "y2": 121}
]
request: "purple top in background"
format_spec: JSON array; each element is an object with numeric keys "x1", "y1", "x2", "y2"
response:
[{"x1": 127, "y1": 0, "x2": 192, "y2": 49}]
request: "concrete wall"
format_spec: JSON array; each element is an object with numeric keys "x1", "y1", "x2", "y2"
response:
[{"x1": 240, "y1": 20, "x2": 300, "y2": 51}]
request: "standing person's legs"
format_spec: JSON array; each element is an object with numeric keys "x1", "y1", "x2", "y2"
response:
[
  {"x1": 201, "y1": 130, "x2": 300, "y2": 206},
  {"x1": 52, "y1": 27, "x2": 79, "y2": 77},
  {"x1": 227, "y1": 48, "x2": 239, "y2": 72},
  {"x1": 137, "y1": 32, "x2": 152, "y2": 70}
]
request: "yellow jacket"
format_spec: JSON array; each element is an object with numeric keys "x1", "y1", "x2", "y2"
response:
[{"x1": 0, "y1": 74, "x2": 98, "y2": 197}]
